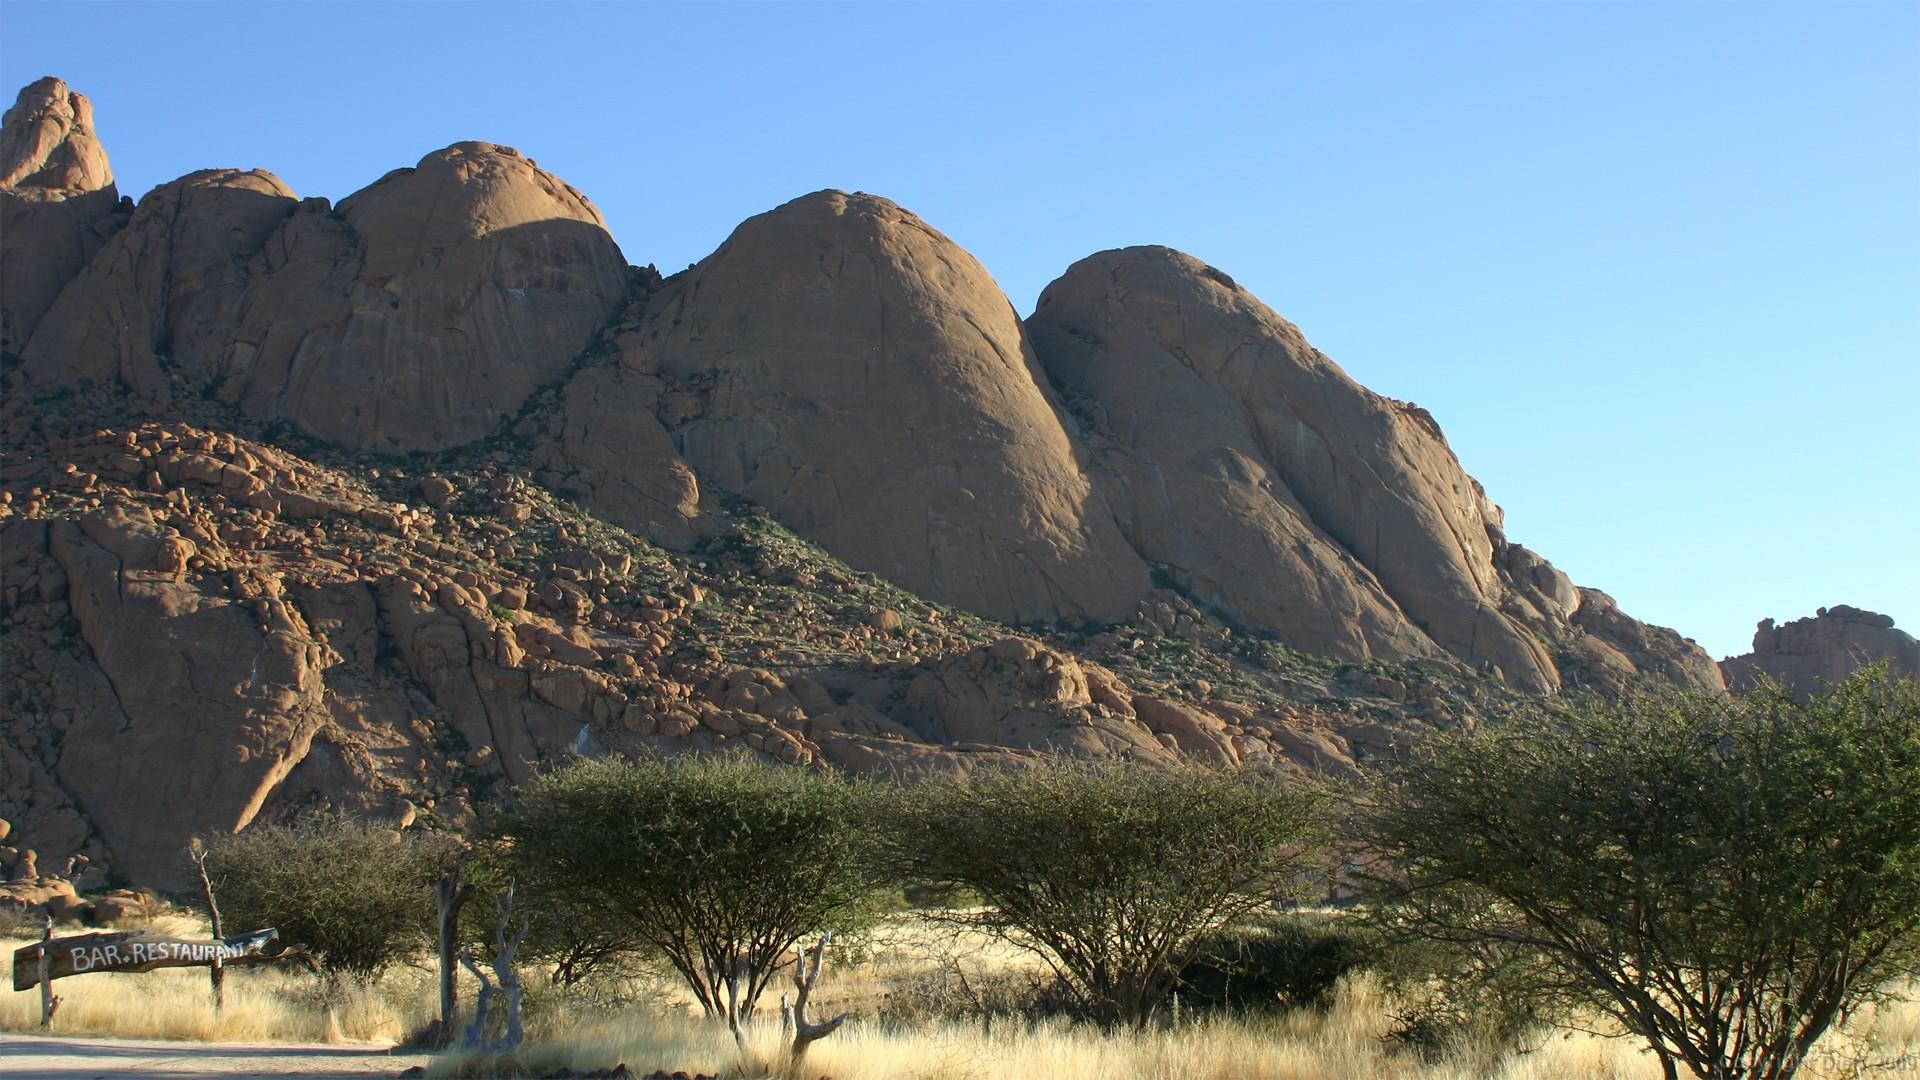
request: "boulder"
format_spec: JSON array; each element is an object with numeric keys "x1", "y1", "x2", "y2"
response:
[
  {"x1": 641, "y1": 190, "x2": 1151, "y2": 624},
  {"x1": 899, "y1": 638, "x2": 1169, "y2": 760}
]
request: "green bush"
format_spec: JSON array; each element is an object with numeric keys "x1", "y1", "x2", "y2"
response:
[
  {"x1": 484, "y1": 753, "x2": 886, "y2": 1027},
  {"x1": 203, "y1": 816, "x2": 456, "y2": 983},
  {"x1": 1360, "y1": 667, "x2": 1920, "y2": 1080},
  {"x1": 1177, "y1": 914, "x2": 1379, "y2": 1014},
  {"x1": 892, "y1": 760, "x2": 1329, "y2": 1029}
]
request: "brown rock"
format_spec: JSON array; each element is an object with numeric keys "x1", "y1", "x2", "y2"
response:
[
  {"x1": 418, "y1": 476, "x2": 456, "y2": 509},
  {"x1": 24, "y1": 168, "x2": 299, "y2": 398},
  {"x1": 1571, "y1": 589, "x2": 1724, "y2": 693},
  {"x1": 25, "y1": 139, "x2": 626, "y2": 451},
  {"x1": 1, "y1": 76, "x2": 111, "y2": 192},
  {"x1": 645, "y1": 190, "x2": 1150, "y2": 624},
  {"x1": 1032, "y1": 247, "x2": 1573, "y2": 691},
  {"x1": 50, "y1": 507, "x2": 334, "y2": 886},
  {"x1": 89, "y1": 890, "x2": 149, "y2": 926},
  {"x1": 1130, "y1": 696, "x2": 1235, "y2": 767},
  {"x1": 901, "y1": 641, "x2": 1168, "y2": 760},
  {"x1": 1, "y1": 77, "x2": 125, "y2": 353},
  {"x1": 544, "y1": 365, "x2": 704, "y2": 549},
  {"x1": 1721, "y1": 605, "x2": 1919, "y2": 695}
]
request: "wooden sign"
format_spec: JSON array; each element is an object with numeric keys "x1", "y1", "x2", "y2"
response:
[{"x1": 13, "y1": 928, "x2": 279, "y2": 991}]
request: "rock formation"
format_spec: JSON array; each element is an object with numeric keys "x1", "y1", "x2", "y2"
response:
[
  {"x1": 1721, "y1": 606, "x2": 1920, "y2": 694},
  {"x1": 0, "y1": 78, "x2": 1782, "y2": 892},
  {"x1": 0, "y1": 77, "x2": 128, "y2": 355},
  {"x1": 1026, "y1": 247, "x2": 1717, "y2": 694},
  {"x1": 22, "y1": 141, "x2": 627, "y2": 451},
  {"x1": 637, "y1": 190, "x2": 1151, "y2": 624}
]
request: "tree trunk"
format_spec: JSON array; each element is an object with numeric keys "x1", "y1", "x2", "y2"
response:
[
  {"x1": 434, "y1": 862, "x2": 473, "y2": 1046},
  {"x1": 191, "y1": 846, "x2": 226, "y2": 1012},
  {"x1": 783, "y1": 934, "x2": 849, "y2": 1063}
]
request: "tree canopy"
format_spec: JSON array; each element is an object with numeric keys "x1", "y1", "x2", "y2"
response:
[
  {"x1": 486, "y1": 753, "x2": 883, "y2": 1027},
  {"x1": 893, "y1": 759, "x2": 1329, "y2": 1028},
  {"x1": 1361, "y1": 668, "x2": 1920, "y2": 1080}
]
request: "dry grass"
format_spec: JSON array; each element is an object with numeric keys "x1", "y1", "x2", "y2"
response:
[
  {"x1": 6, "y1": 912, "x2": 1915, "y2": 1079},
  {"x1": 431, "y1": 915, "x2": 1920, "y2": 1080},
  {"x1": 0, "y1": 912, "x2": 436, "y2": 1044}
]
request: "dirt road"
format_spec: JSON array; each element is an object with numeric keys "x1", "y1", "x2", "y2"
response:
[{"x1": 0, "y1": 1032, "x2": 423, "y2": 1077}]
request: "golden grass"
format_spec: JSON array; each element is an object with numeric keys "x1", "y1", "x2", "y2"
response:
[
  {"x1": 425, "y1": 975, "x2": 1684, "y2": 1080},
  {"x1": 6, "y1": 911, "x2": 1915, "y2": 1079},
  {"x1": 0, "y1": 913, "x2": 435, "y2": 1044}
]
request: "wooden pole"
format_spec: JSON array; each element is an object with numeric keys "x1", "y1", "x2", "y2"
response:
[
  {"x1": 37, "y1": 913, "x2": 60, "y2": 1029},
  {"x1": 190, "y1": 844, "x2": 225, "y2": 1011}
]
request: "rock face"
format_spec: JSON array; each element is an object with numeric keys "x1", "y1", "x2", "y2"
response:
[
  {"x1": 1031, "y1": 247, "x2": 1573, "y2": 690},
  {"x1": 0, "y1": 76, "x2": 111, "y2": 192},
  {"x1": 1722, "y1": 606, "x2": 1920, "y2": 694},
  {"x1": 23, "y1": 168, "x2": 301, "y2": 398},
  {"x1": 21, "y1": 142, "x2": 626, "y2": 451},
  {"x1": 0, "y1": 77, "x2": 127, "y2": 355},
  {"x1": 539, "y1": 359, "x2": 705, "y2": 551},
  {"x1": 2, "y1": 79, "x2": 1775, "y2": 892},
  {"x1": 641, "y1": 190, "x2": 1151, "y2": 624},
  {"x1": 49, "y1": 509, "x2": 334, "y2": 885}
]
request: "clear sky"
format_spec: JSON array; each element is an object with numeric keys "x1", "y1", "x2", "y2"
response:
[{"x1": 3, "y1": 1, "x2": 1914, "y2": 660}]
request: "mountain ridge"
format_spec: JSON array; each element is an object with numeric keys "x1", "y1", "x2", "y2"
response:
[{"x1": 0, "y1": 76, "x2": 1880, "y2": 891}]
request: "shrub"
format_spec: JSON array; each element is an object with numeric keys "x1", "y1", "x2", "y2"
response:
[
  {"x1": 202, "y1": 816, "x2": 456, "y2": 984},
  {"x1": 1360, "y1": 667, "x2": 1920, "y2": 1080},
  {"x1": 892, "y1": 760, "x2": 1328, "y2": 1029},
  {"x1": 1178, "y1": 914, "x2": 1380, "y2": 1015},
  {"x1": 485, "y1": 753, "x2": 885, "y2": 1028}
]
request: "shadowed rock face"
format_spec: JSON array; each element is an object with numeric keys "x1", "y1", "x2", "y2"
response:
[
  {"x1": 227, "y1": 142, "x2": 630, "y2": 450},
  {"x1": 0, "y1": 77, "x2": 127, "y2": 355},
  {"x1": 1722, "y1": 606, "x2": 1920, "y2": 695},
  {"x1": 24, "y1": 168, "x2": 300, "y2": 397},
  {"x1": 640, "y1": 190, "x2": 1152, "y2": 624},
  {"x1": 1028, "y1": 246, "x2": 1564, "y2": 691},
  {"x1": 21, "y1": 142, "x2": 627, "y2": 451}
]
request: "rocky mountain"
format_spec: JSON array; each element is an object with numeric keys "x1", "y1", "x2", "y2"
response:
[
  {"x1": 1721, "y1": 606, "x2": 1919, "y2": 694},
  {"x1": 1, "y1": 77, "x2": 1743, "y2": 890},
  {"x1": 0, "y1": 77, "x2": 127, "y2": 357}
]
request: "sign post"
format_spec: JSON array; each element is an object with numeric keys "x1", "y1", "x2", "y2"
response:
[
  {"x1": 36, "y1": 915, "x2": 57, "y2": 1029},
  {"x1": 13, "y1": 928, "x2": 280, "y2": 994}
]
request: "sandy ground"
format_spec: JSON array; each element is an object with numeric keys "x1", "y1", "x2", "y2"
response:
[{"x1": 0, "y1": 1032, "x2": 426, "y2": 1078}]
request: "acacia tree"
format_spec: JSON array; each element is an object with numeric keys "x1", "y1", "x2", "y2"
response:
[
  {"x1": 892, "y1": 760, "x2": 1329, "y2": 1029},
  {"x1": 1361, "y1": 668, "x2": 1920, "y2": 1080},
  {"x1": 487, "y1": 754, "x2": 884, "y2": 1032},
  {"x1": 203, "y1": 816, "x2": 456, "y2": 1028}
]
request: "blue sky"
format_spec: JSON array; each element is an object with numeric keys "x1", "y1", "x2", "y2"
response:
[{"x1": 3, "y1": 1, "x2": 1914, "y2": 660}]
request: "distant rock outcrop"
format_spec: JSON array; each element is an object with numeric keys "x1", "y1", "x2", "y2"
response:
[
  {"x1": 1721, "y1": 606, "x2": 1920, "y2": 694},
  {"x1": 0, "y1": 77, "x2": 128, "y2": 355},
  {"x1": 22, "y1": 141, "x2": 626, "y2": 451},
  {"x1": 637, "y1": 190, "x2": 1152, "y2": 624}
]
